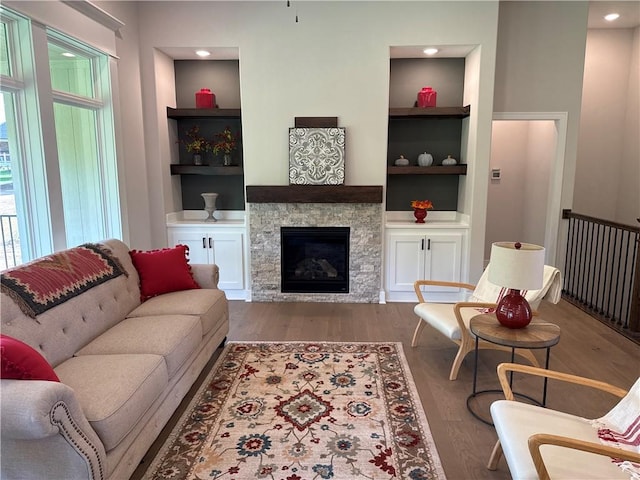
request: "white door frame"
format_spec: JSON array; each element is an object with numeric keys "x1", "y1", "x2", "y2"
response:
[{"x1": 492, "y1": 112, "x2": 568, "y2": 266}]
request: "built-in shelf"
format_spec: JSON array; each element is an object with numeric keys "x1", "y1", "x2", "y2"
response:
[
  {"x1": 167, "y1": 107, "x2": 241, "y2": 119},
  {"x1": 387, "y1": 165, "x2": 467, "y2": 175},
  {"x1": 170, "y1": 165, "x2": 243, "y2": 176},
  {"x1": 246, "y1": 185, "x2": 383, "y2": 204},
  {"x1": 389, "y1": 105, "x2": 470, "y2": 118}
]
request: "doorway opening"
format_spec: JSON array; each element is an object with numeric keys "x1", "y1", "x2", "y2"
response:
[{"x1": 487, "y1": 113, "x2": 568, "y2": 267}]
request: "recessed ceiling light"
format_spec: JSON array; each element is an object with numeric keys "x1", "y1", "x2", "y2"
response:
[
  {"x1": 195, "y1": 50, "x2": 211, "y2": 57},
  {"x1": 423, "y1": 48, "x2": 439, "y2": 56},
  {"x1": 61, "y1": 52, "x2": 76, "y2": 58},
  {"x1": 604, "y1": 13, "x2": 620, "y2": 21}
]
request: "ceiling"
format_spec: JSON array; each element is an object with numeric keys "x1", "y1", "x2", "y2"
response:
[
  {"x1": 588, "y1": 1, "x2": 640, "y2": 29},
  {"x1": 159, "y1": 2, "x2": 640, "y2": 60}
]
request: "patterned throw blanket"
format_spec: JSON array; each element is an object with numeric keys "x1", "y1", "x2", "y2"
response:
[
  {"x1": 1, "y1": 243, "x2": 127, "y2": 320},
  {"x1": 591, "y1": 377, "x2": 640, "y2": 479}
]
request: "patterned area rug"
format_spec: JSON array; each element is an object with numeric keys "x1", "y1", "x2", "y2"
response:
[{"x1": 143, "y1": 342, "x2": 445, "y2": 480}]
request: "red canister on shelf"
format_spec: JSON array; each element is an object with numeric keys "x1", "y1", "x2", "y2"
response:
[
  {"x1": 195, "y1": 88, "x2": 216, "y2": 109},
  {"x1": 417, "y1": 87, "x2": 437, "y2": 108}
]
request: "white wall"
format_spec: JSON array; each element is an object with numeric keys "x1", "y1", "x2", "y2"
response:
[
  {"x1": 575, "y1": 27, "x2": 639, "y2": 226},
  {"x1": 97, "y1": 1, "x2": 153, "y2": 249},
  {"x1": 493, "y1": 0, "x2": 589, "y2": 267},
  {"x1": 487, "y1": 121, "x2": 528, "y2": 258},
  {"x1": 134, "y1": 1, "x2": 500, "y2": 265},
  {"x1": 523, "y1": 121, "x2": 555, "y2": 245},
  {"x1": 618, "y1": 27, "x2": 640, "y2": 227},
  {"x1": 41, "y1": 1, "x2": 593, "y2": 282},
  {"x1": 486, "y1": 120, "x2": 554, "y2": 262},
  {"x1": 575, "y1": 28, "x2": 636, "y2": 223}
]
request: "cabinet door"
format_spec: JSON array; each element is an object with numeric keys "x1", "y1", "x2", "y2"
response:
[
  {"x1": 211, "y1": 232, "x2": 244, "y2": 291},
  {"x1": 424, "y1": 233, "x2": 463, "y2": 292},
  {"x1": 386, "y1": 233, "x2": 426, "y2": 292},
  {"x1": 167, "y1": 229, "x2": 212, "y2": 264}
]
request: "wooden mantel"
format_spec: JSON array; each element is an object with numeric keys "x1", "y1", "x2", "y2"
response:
[{"x1": 246, "y1": 185, "x2": 383, "y2": 204}]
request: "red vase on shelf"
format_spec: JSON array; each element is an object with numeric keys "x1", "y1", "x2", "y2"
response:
[
  {"x1": 417, "y1": 87, "x2": 437, "y2": 108},
  {"x1": 195, "y1": 88, "x2": 215, "y2": 109},
  {"x1": 413, "y1": 208, "x2": 428, "y2": 223}
]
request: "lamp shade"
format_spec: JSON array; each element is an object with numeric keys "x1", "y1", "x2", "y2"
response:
[{"x1": 488, "y1": 242, "x2": 545, "y2": 291}]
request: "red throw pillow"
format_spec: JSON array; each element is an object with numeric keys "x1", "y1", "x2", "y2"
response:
[
  {"x1": 0, "y1": 334, "x2": 60, "y2": 381},
  {"x1": 129, "y1": 244, "x2": 200, "y2": 300}
]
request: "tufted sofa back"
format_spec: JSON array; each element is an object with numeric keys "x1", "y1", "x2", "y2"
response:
[{"x1": 0, "y1": 239, "x2": 142, "y2": 367}]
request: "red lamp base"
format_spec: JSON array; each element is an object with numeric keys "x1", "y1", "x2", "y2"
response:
[{"x1": 495, "y1": 289, "x2": 532, "y2": 329}]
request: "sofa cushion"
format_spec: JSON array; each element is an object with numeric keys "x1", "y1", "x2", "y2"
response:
[
  {"x1": 76, "y1": 315, "x2": 202, "y2": 378},
  {"x1": 491, "y1": 400, "x2": 628, "y2": 479},
  {"x1": 54, "y1": 354, "x2": 167, "y2": 451},
  {"x1": 0, "y1": 334, "x2": 60, "y2": 382},
  {"x1": 0, "y1": 239, "x2": 142, "y2": 368},
  {"x1": 129, "y1": 245, "x2": 200, "y2": 300},
  {"x1": 127, "y1": 289, "x2": 227, "y2": 336}
]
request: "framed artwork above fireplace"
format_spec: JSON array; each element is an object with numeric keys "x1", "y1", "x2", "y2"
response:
[{"x1": 289, "y1": 127, "x2": 345, "y2": 185}]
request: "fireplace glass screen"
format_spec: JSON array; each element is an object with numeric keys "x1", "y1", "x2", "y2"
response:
[{"x1": 281, "y1": 227, "x2": 349, "y2": 293}]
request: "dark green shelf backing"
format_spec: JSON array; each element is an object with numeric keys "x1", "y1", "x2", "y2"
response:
[
  {"x1": 386, "y1": 175, "x2": 460, "y2": 211},
  {"x1": 387, "y1": 117, "x2": 462, "y2": 166},
  {"x1": 181, "y1": 175, "x2": 245, "y2": 211}
]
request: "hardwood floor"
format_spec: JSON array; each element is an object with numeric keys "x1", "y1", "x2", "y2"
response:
[{"x1": 132, "y1": 299, "x2": 640, "y2": 480}]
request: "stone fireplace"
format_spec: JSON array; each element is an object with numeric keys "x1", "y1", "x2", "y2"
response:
[{"x1": 248, "y1": 186, "x2": 383, "y2": 303}]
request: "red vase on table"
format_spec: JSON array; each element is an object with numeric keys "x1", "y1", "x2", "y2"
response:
[{"x1": 413, "y1": 208, "x2": 428, "y2": 223}]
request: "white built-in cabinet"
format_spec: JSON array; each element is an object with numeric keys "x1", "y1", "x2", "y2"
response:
[
  {"x1": 385, "y1": 223, "x2": 468, "y2": 303},
  {"x1": 167, "y1": 216, "x2": 246, "y2": 300}
]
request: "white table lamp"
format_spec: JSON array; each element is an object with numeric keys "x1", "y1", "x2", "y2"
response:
[{"x1": 488, "y1": 242, "x2": 545, "y2": 328}]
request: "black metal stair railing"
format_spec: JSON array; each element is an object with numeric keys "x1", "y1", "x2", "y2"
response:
[{"x1": 562, "y1": 210, "x2": 639, "y2": 339}]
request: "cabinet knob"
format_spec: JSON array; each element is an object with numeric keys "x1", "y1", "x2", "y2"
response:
[
  {"x1": 202, "y1": 237, "x2": 206, "y2": 249},
  {"x1": 428, "y1": 239, "x2": 431, "y2": 250},
  {"x1": 209, "y1": 237, "x2": 212, "y2": 249}
]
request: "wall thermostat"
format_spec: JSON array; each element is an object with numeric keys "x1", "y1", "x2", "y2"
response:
[{"x1": 491, "y1": 168, "x2": 501, "y2": 180}]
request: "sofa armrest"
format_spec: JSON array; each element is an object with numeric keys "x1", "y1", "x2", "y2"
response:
[
  {"x1": 1, "y1": 379, "x2": 106, "y2": 480},
  {"x1": 191, "y1": 263, "x2": 220, "y2": 289}
]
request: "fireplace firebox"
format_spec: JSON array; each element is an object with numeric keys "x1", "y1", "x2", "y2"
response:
[{"x1": 281, "y1": 227, "x2": 349, "y2": 293}]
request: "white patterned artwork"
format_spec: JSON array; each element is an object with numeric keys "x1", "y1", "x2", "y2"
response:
[{"x1": 289, "y1": 127, "x2": 345, "y2": 185}]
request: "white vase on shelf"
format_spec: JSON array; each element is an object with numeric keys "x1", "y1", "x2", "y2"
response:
[
  {"x1": 201, "y1": 192, "x2": 218, "y2": 222},
  {"x1": 417, "y1": 152, "x2": 433, "y2": 166},
  {"x1": 394, "y1": 155, "x2": 409, "y2": 166}
]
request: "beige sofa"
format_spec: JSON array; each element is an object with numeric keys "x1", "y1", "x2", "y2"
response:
[{"x1": 0, "y1": 239, "x2": 229, "y2": 480}]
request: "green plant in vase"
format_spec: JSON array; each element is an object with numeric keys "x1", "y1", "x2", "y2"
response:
[
  {"x1": 212, "y1": 126, "x2": 239, "y2": 166},
  {"x1": 178, "y1": 125, "x2": 211, "y2": 165}
]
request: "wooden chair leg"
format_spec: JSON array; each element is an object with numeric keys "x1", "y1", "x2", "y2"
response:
[
  {"x1": 411, "y1": 319, "x2": 425, "y2": 347},
  {"x1": 487, "y1": 440, "x2": 503, "y2": 470},
  {"x1": 449, "y1": 341, "x2": 471, "y2": 380}
]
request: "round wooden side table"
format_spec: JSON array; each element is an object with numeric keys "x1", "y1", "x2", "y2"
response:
[{"x1": 467, "y1": 313, "x2": 561, "y2": 425}]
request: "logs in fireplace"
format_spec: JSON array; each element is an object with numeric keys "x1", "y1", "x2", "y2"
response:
[{"x1": 281, "y1": 227, "x2": 350, "y2": 293}]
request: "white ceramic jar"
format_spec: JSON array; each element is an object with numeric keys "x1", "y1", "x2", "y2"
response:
[
  {"x1": 417, "y1": 152, "x2": 433, "y2": 166},
  {"x1": 395, "y1": 155, "x2": 410, "y2": 166}
]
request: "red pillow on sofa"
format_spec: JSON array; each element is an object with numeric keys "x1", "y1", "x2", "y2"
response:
[
  {"x1": 0, "y1": 334, "x2": 60, "y2": 381},
  {"x1": 129, "y1": 244, "x2": 200, "y2": 300}
]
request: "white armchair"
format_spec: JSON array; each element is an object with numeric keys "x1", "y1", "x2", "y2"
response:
[
  {"x1": 488, "y1": 363, "x2": 640, "y2": 480},
  {"x1": 411, "y1": 265, "x2": 562, "y2": 380}
]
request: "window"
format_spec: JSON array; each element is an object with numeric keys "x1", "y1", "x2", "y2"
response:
[
  {"x1": 48, "y1": 34, "x2": 120, "y2": 248},
  {"x1": 0, "y1": 6, "x2": 121, "y2": 267},
  {"x1": 0, "y1": 10, "x2": 35, "y2": 269}
]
